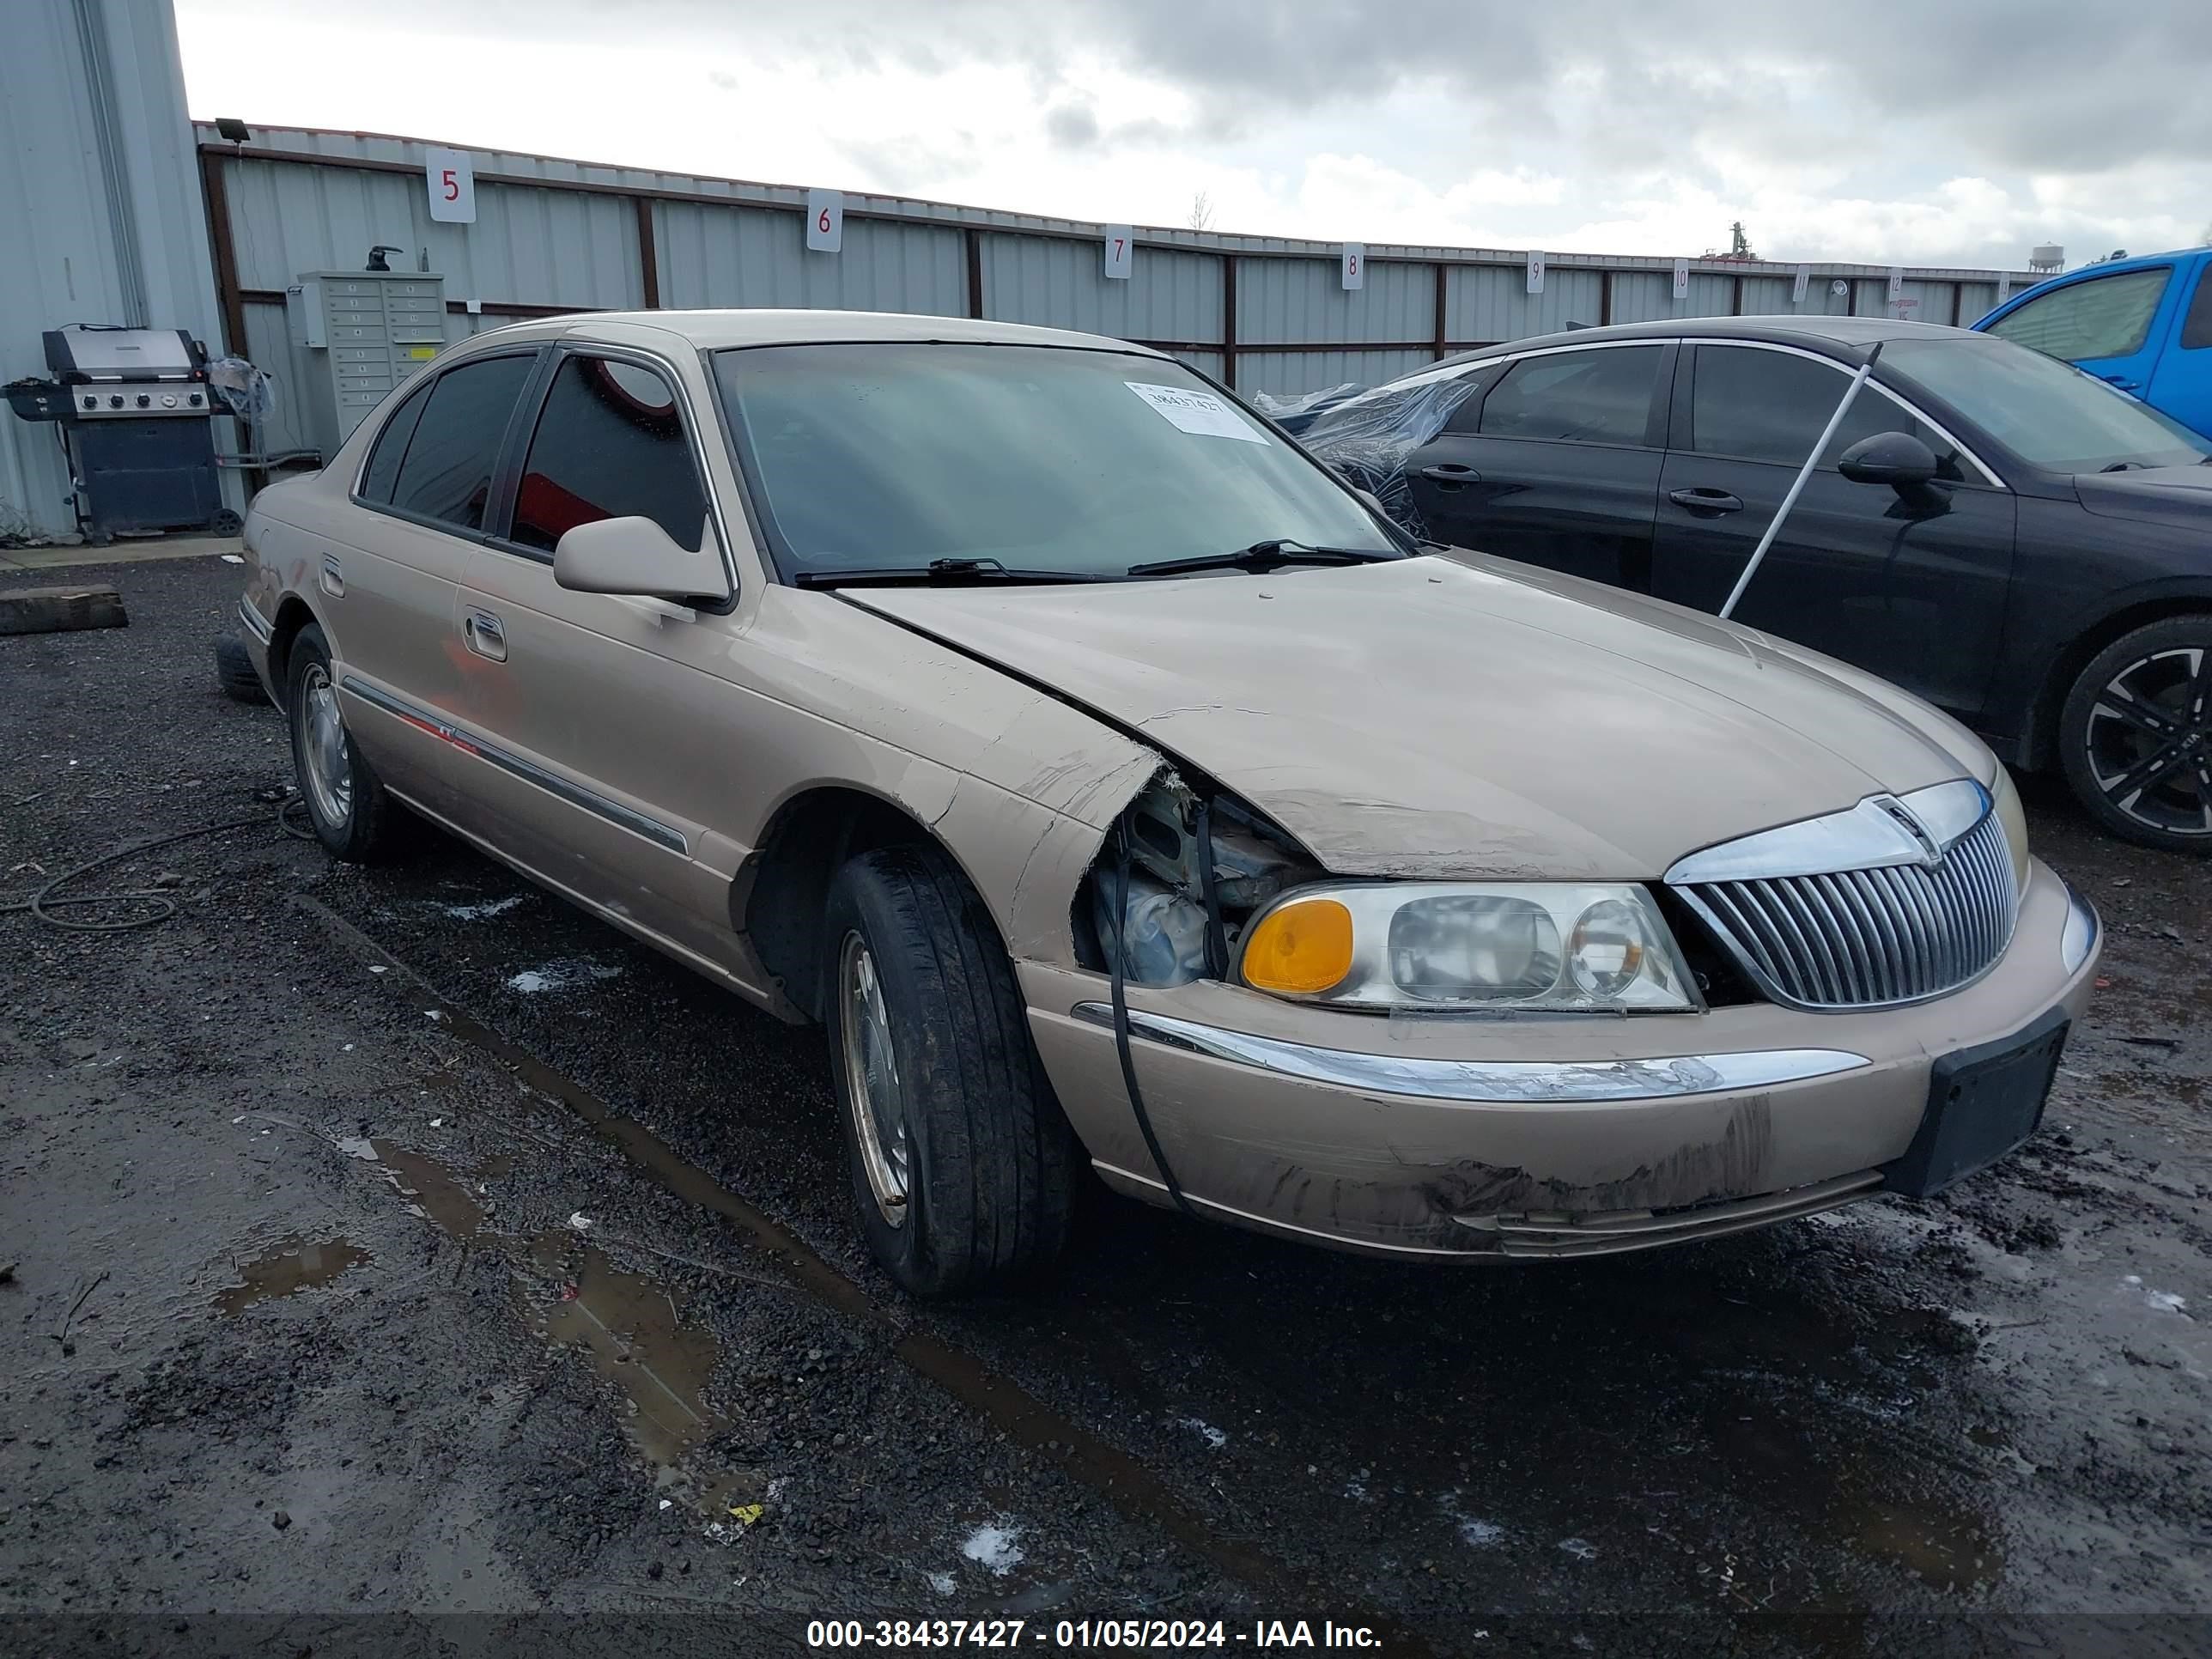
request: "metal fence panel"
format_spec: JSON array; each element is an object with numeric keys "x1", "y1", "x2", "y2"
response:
[
  {"x1": 1445, "y1": 264, "x2": 1606, "y2": 345},
  {"x1": 1959, "y1": 282, "x2": 2002, "y2": 325},
  {"x1": 1237, "y1": 258, "x2": 1429, "y2": 346},
  {"x1": 655, "y1": 201, "x2": 966, "y2": 316},
  {"x1": 222, "y1": 159, "x2": 639, "y2": 308},
  {"x1": 980, "y1": 234, "x2": 1219, "y2": 345},
  {"x1": 1239, "y1": 348, "x2": 1431, "y2": 398}
]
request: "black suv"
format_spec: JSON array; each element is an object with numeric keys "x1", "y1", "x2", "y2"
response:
[{"x1": 1300, "y1": 318, "x2": 2212, "y2": 854}]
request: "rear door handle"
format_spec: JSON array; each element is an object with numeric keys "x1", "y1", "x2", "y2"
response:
[
  {"x1": 463, "y1": 609, "x2": 507, "y2": 662},
  {"x1": 2099, "y1": 374, "x2": 2142, "y2": 392},
  {"x1": 1419, "y1": 463, "x2": 1480, "y2": 485},
  {"x1": 1668, "y1": 487, "x2": 1745, "y2": 514},
  {"x1": 318, "y1": 553, "x2": 343, "y2": 597}
]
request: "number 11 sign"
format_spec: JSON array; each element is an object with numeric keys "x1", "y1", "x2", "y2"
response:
[{"x1": 425, "y1": 147, "x2": 476, "y2": 224}]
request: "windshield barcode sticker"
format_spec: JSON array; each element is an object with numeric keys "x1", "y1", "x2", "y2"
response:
[{"x1": 1125, "y1": 382, "x2": 1269, "y2": 444}]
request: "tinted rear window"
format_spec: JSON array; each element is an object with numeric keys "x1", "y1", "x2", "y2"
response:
[
  {"x1": 1477, "y1": 346, "x2": 1662, "y2": 446},
  {"x1": 389, "y1": 355, "x2": 537, "y2": 532},
  {"x1": 358, "y1": 380, "x2": 431, "y2": 505}
]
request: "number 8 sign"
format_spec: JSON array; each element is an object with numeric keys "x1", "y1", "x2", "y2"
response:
[
  {"x1": 806, "y1": 188, "x2": 844, "y2": 254},
  {"x1": 425, "y1": 147, "x2": 476, "y2": 224}
]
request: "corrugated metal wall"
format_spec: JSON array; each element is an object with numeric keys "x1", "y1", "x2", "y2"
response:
[
  {"x1": 3, "y1": 0, "x2": 226, "y2": 538},
  {"x1": 192, "y1": 122, "x2": 2047, "y2": 433}
]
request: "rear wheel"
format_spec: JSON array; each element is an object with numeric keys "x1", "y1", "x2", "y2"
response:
[
  {"x1": 213, "y1": 635, "x2": 268, "y2": 704},
  {"x1": 285, "y1": 623, "x2": 404, "y2": 862},
  {"x1": 2058, "y1": 615, "x2": 2212, "y2": 854},
  {"x1": 822, "y1": 844, "x2": 1077, "y2": 1296}
]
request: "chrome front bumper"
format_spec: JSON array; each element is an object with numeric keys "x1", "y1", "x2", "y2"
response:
[{"x1": 1025, "y1": 866, "x2": 2102, "y2": 1261}]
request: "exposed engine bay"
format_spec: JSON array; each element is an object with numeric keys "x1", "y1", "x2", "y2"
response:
[{"x1": 1079, "y1": 771, "x2": 1322, "y2": 987}]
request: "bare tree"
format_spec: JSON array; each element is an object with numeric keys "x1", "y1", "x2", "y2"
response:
[{"x1": 1187, "y1": 191, "x2": 1215, "y2": 233}]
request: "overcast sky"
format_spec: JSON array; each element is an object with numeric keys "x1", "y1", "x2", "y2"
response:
[{"x1": 174, "y1": 0, "x2": 2210, "y2": 270}]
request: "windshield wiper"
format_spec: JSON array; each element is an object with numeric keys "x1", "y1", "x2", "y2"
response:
[
  {"x1": 793, "y1": 556, "x2": 1107, "y2": 588},
  {"x1": 1127, "y1": 539, "x2": 1401, "y2": 579}
]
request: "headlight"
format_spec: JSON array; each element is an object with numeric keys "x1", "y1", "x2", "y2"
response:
[
  {"x1": 1991, "y1": 764, "x2": 2029, "y2": 899},
  {"x1": 1237, "y1": 883, "x2": 1699, "y2": 1012}
]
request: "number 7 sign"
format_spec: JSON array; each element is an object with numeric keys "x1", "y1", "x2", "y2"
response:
[
  {"x1": 1103, "y1": 225, "x2": 1133, "y2": 280},
  {"x1": 425, "y1": 147, "x2": 476, "y2": 224}
]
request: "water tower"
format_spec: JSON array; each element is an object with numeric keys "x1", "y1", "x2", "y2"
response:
[{"x1": 2029, "y1": 245, "x2": 2065, "y2": 273}]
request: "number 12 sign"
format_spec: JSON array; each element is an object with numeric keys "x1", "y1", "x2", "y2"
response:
[
  {"x1": 425, "y1": 147, "x2": 476, "y2": 225},
  {"x1": 807, "y1": 189, "x2": 844, "y2": 253},
  {"x1": 1103, "y1": 225, "x2": 1133, "y2": 280}
]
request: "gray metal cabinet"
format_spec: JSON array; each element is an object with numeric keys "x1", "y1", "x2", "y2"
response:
[{"x1": 285, "y1": 270, "x2": 448, "y2": 462}]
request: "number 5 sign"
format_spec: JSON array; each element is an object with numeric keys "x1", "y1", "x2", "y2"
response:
[
  {"x1": 806, "y1": 188, "x2": 843, "y2": 254},
  {"x1": 425, "y1": 147, "x2": 476, "y2": 224}
]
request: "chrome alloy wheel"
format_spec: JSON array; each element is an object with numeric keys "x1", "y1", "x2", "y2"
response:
[
  {"x1": 2083, "y1": 646, "x2": 2212, "y2": 840},
  {"x1": 298, "y1": 662, "x2": 355, "y2": 829},
  {"x1": 836, "y1": 930, "x2": 910, "y2": 1226}
]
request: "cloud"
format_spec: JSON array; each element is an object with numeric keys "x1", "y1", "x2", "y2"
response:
[{"x1": 173, "y1": 0, "x2": 2212, "y2": 267}]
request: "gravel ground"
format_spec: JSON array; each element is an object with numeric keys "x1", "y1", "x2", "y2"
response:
[{"x1": 3, "y1": 556, "x2": 2208, "y2": 1657}]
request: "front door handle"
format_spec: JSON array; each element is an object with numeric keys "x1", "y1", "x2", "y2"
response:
[
  {"x1": 463, "y1": 609, "x2": 507, "y2": 662},
  {"x1": 1419, "y1": 463, "x2": 1480, "y2": 486},
  {"x1": 2099, "y1": 374, "x2": 2142, "y2": 392},
  {"x1": 1668, "y1": 487, "x2": 1745, "y2": 514}
]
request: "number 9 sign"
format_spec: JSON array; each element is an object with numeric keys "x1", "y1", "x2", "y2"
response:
[{"x1": 806, "y1": 188, "x2": 844, "y2": 254}]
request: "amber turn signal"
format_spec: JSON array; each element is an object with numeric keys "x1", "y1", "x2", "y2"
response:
[{"x1": 1241, "y1": 897, "x2": 1356, "y2": 995}]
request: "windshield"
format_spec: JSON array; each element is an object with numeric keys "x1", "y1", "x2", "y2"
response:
[
  {"x1": 1881, "y1": 336, "x2": 2210, "y2": 473},
  {"x1": 711, "y1": 343, "x2": 1397, "y2": 580}
]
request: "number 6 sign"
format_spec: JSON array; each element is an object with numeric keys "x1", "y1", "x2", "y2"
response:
[
  {"x1": 425, "y1": 147, "x2": 476, "y2": 224},
  {"x1": 806, "y1": 189, "x2": 844, "y2": 253}
]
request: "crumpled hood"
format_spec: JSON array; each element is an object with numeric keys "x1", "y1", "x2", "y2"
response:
[
  {"x1": 843, "y1": 555, "x2": 1987, "y2": 878},
  {"x1": 2075, "y1": 463, "x2": 2212, "y2": 532}
]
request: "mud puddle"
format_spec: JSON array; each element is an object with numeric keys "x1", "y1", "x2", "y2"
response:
[
  {"x1": 215, "y1": 1237, "x2": 373, "y2": 1316},
  {"x1": 296, "y1": 894, "x2": 1425, "y2": 1651}
]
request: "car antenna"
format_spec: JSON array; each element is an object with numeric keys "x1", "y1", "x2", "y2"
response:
[{"x1": 1718, "y1": 338, "x2": 1886, "y2": 621}]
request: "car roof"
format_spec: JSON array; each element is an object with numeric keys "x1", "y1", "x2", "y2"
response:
[
  {"x1": 468, "y1": 307, "x2": 1169, "y2": 357},
  {"x1": 1426, "y1": 315, "x2": 1981, "y2": 375},
  {"x1": 1988, "y1": 248, "x2": 2208, "y2": 311}
]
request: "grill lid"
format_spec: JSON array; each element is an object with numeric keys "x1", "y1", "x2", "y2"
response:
[{"x1": 1666, "y1": 780, "x2": 2020, "y2": 1012}]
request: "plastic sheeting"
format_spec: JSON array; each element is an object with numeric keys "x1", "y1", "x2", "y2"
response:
[
  {"x1": 204, "y1": 356, "x2": 276, "y2": 423},
  {"x1": 1249, "y1": 381, "x2": 1365, "y2": 435},
  {"x1": 1296, "y1": 363, "x2": 1486, "y2": 538}
]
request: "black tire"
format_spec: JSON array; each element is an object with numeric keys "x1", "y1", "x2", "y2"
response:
[
  {"x1": 284, "y1": 623, "x2": 404, "y2": 862},
  {"x1": 2057, "y1": 614, "x2": 2212, "y2": 854},
  {"x1": 213, "y1": 635, "x2": 269, "y2": 704},
  {"x1": 210, "y1": 508, "x2": 245, "y2": 538},
  {"x1": 821, "y1": 843, "x2": 1077, "y2": 1296}
]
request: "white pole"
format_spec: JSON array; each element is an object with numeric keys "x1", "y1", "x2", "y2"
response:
[{"x1": 1718, "y1": 339, "x2": 1887, "y2": 621}]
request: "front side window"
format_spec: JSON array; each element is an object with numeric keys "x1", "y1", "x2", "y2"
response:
[
  {"x1": 388, "y1": 354, "x2": 537, "y2": 532},
  {"x1": 1477, "y1": 346, "x2": 1662, "y2": 446},
  {"x1": 1688, "y1": 346, "x2": 1964, "y2": 478},
  {"x1": 2181, "y1": 268, "x2": 2212, "y2": 351},
  {"x1": 358, "y1": 380, "x2": 431, "y2": 505},
  {"x1": 512, "y1": 356, "x2": 710, "y2": 553},
  {"x1": 711, "y1": 343, "x2": 1391, "y2": 581},
  {"x1": 1883, "y1": 336, "x2": 2209, "y2": 473},
  {"x1": 1985, "y1": 267, "x2": 2170, "y2": 361}
]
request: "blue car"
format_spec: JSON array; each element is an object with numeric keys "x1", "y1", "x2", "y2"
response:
[{"x1": 1975, "y1": 248, "x2": 2212, "y2": 439}]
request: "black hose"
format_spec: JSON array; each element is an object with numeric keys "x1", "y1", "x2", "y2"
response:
[
  {"x1": 3, "y1": 798, "x2": 318, "y2": 933},
  {"x1": 1108, "y1": 823, "x2": 1196, "y2": 1218}
]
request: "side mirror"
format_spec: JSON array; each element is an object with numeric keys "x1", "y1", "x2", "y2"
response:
[
  {"x1": 553, "y1": 515, "x2": 731, "y2": 605},
  {"x1": 1354, "y1": 485, "x2": 1390, "y2": 520},
  {"x1": 1838, "y1": 431, "x2": 1939, "y2": 489}
]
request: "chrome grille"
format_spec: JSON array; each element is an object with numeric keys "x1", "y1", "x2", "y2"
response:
[{"x1": 1674, "y1": 807, "x2": 2018, "y2": 1010}]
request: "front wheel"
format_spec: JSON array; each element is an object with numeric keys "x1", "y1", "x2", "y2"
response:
[
  {"x1": 822, "y1": 844, "x2": 1077, "y2": 1296},
  {"x1": 2057, "y1": 615, "x2": 2212, "y2": 854}
]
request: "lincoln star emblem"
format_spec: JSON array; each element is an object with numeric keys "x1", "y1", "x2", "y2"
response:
[{"x1": 1874, "y1": 796, "x2": 1945, "y2": 866}]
